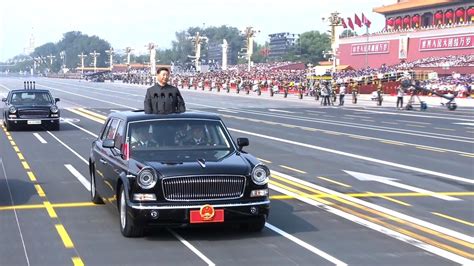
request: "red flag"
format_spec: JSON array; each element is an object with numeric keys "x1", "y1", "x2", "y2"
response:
[
  {"x1": 354, "y1": 14, "x2": 362, "y2": 27},
  {"x1": 341, "y1": 18, "x2": 347, "y2": 29},
  {"x1": 347, "y1": 17, "x2": 355, "y2": 30},
  {"x1": 362, "y1": 13, "x2": 371, "y2": 28}
]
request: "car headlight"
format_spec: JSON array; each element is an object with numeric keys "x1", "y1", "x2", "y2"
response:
[
  {"x1": 50, "y1": 105, "x2": 59, "y2": 113},
  {"x1": 136, "y1": 167, "x2": 157, "y2": 189},
  {"x1": 251, "y1": 164, "x2": 270, "y2": 185},
  {"x1": 9, "y1": 106, "x2": 16, "y2": 114}
]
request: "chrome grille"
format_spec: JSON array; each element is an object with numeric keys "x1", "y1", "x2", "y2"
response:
[
  {"x1": 18, "y1": 109, "x2": 49, "y2": 118},
  {"x1": 162, "y1": 175, "x2": 246, "y2": 201}
]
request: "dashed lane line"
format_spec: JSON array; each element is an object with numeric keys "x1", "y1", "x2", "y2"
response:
[
  {"x1": 279, "y1": 165, "x2": 307, "y2": 174},
  {"x1": 33, "y1": 133, "x2": 47, "y2": 144}
]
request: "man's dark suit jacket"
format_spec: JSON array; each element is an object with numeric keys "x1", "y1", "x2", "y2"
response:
[{"x1": 144, "y1": 84, "x2": 186, "y2": 114}]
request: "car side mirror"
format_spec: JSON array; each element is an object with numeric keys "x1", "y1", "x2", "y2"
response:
[
  {"x1": 237, "y1": 137, "x2": 249, "y2": 151},
  {"x1": 102, "y1": 139, "x2": 115, "y2": 149},
  {"x1": 1, "y1": 98, "x2": 6, "y2": 102},
  {"x1": 55, "y1": 98, "x2": 60, "y2": 102}
]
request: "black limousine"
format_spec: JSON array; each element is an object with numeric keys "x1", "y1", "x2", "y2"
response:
[
  {"x1": 2, "y1": 82, "x2": 60, "y2": 131},
  {"x1": 89, "y1": 110, "x2": 270, "y2": 237}
]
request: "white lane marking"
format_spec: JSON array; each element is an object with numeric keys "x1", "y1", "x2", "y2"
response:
[
  {"x1": 190, "y1": 102, "x2": 473, "y2": 143},
  {"x1": 0, "y1": 83, "x2": 11, "y2": 92},
  {"x1": 216, "y1": 109, "x2": 237, "y2": 113},
  {"x1": 344, "y1": 171, "x2": 460, "y2": 201},
  {"x1": 110, "y1": 109, "x2": 121, "y2": 112},
  {"x1": 306, "y1": 110, "x2": 326, "y2": 114},
  {"x1": 64, "y1": 120, "x2": 98, "y2": 137},
  {"x1": 0, "y1": 158, "x2": 31, "y2": 266},
  {"x1": 37, "y1": 84, "x2": 138, "y2": 109},
  {"x1": 352, "y1": 109, "x2": 473, "y2": 122},
  {"x1": 230, "y1": 128, "x2": 473, "y2": 184},
  {"x1": 268, "y1": 108, "x2": 296, "y2": 114},
  {"x1": 46, "y1": 131, "x2": 88, "y2": 165},
  {"x1": 64, "y1": 164, "x2": 90, "y2": 191},
  {"x1": 396, "y1": 120, "x2": 431, "y2": 125},
  {"x1": 32, "y1": 133, "x2": 47, "y2": 144},
  {"x1": 272, "y1": 170, "x2": 473, "y2": 244},
  {"x1": 168, "y1": 229, "x2": 215, "y2": 266},
  {"x1": 269, "y1": 182, "x2": 472, "y2": 265},
  {"x1": 454, "y1": 122, "x2": 474, "y2": 126},
  {"x1": 265, "y1": 223, "x2": 347, "y2": 265}
]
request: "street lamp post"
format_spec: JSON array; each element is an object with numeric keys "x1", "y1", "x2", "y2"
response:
[
  {"x1": 105, "y1": 47, "x2": 114, "y2": 71},
  {"x1": 146, "y1": 43, "x2": 157, "y2": 76},
  {"x1": 322, "y1": 11, "x2": 343, "y2": 76},
  {"x1": 90, "y1": 50, "x2": 100, "y2": 73},
  {"x1": 78, "y1": 53, "x2": 87, "y2": 75},
  {"x1": 241, "y1": 26, "x2": 260, "y2": 71},
  {"x1": 187, "y1": 32, "x2": 208, "y2": 72}
]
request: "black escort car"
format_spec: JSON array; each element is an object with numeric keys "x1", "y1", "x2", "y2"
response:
[
  {"x1": 89, "y1": 110, "x2": 270, "y2": 237},
  {"x1": 2, "y1": 81, "x2": 60, "y2": 131}
]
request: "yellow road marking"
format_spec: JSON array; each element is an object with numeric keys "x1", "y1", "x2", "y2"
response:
[
  {"x1": 0, "y1": 202, "x2": 98, "y2": 211},
  {"x1": 67, "y1": 108, "x2": 105, "y2": 123},
  {"x1": 434, "y1": 127, "x2": 455, "y2": 131},
  {"x1": 317, "y1": 176, "x2": 351, "y2": 188},
  {"x1": 257, "y1": 158, "x2": 272, "y2": 164},
  {"x1": 72, "y1": 257, "x2": 85, "y2": 266},
  {"x1": 13, "y1": 146, "x2": 20, "y2": 152},
  {"x1": 459, "y1": 154, "x2": 474, "y2": 158},
  {"x1": 366, "y1": 191, "x2": 411, "y2": 207},
  {"x1": 43, "y1": 201, "x2": 58, "y2": 218},
  {"x1": 270, "y1": 195, "x2": 294, "y2": 200},
  {"x1": 55, "y1": 224, "x2": 74, "y2": 248},
  {"x1": 271, "y1": 174, "x2": 474, "y2": 250},
  {"x1": 77, "y1": 108, "x2": 108, "y2": 120},
  {"x1": 279, "y1": 165, "x2": 307, "y2": 174},
  {"x1": 7, "y1": 135, "x2": 12, "y2": 140},
  {"x1": 0, "y1": 204, "x2": 44, "y2": 211},
  {"x1": 432, "y1": 212, "x2": 474, "y2": 227},
  {"x1": 27, "y1": 171, "x2": 37, "y2": 182},
  {"x1": 380, "y1": 140, "x2": 405, "y2": 146},
  {"x1": 34, "y1": 185, "x2": 46, "y2": 197},
  {"x1": 323, "y1": 131, "x2": 342, "y2": 135},
  {"x1": 10, "y1": 141, "x2": 16, "y2": 146},
  {"x1": 416, "y1": 146, "x2": 446, "y2": 153},
  {"x1": 346, "y1": 192, "x2": 474, "y2": 197},
  {"x1": 269, "y1": 180, "x2": 333, "y2": 205},
  {"x1": 21, "y1": 161, "x2": 30, "y2": 170},
  {"x1": 5, "y1": 132, "x2": 10, "y2": 136},
  {"x1": 17, "y1": 152, "x2": 25, "y2": 160}
]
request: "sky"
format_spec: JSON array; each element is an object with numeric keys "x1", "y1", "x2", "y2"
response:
[{"x1": 0, "y1": 0, "x2": 395, "y2": 61}]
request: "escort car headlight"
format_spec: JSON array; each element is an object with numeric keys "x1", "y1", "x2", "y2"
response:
[
  {"x1": 251, "y1": 164, "x2": 270, "y2": 185},
  {"x1": 9, "y1": 106, "x2": 17, "y2": 114},
  {"x1": 136, "y1": 167, "x2": 157, "y2": 189},
  {"x1": 50, "y1": 105, "x2": 59, "y2": 113}
]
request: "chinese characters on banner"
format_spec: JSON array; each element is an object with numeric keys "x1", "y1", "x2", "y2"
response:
[
  {"x1": 351, "y1": 41, "x2": 390, "y2": 55},
  {"x1": 398, "y1": 36, "x2": 408, "y2": 60},
  {"x1": 419, "y1": 34, "x2": 473, "y2": 51}
]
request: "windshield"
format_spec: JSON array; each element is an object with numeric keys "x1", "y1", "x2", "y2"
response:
[
  {"x1": 127, "y1": 119, "x2": 235, "y2": 162},
  {"x1": 10, "y1": 92, "x2": 52, "y2": 105}
]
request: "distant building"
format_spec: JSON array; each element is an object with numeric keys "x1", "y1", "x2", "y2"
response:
[
  {"x1": 207, "y1": 42, "x2": 231, "y2": 66},
  {"x1": 268, "y1": 33, "x2": 298, "y2": 59}
]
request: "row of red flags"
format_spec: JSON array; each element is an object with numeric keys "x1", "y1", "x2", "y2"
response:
[{"x1": 342, "y1": 13, "x2": 371, "y2": 30}]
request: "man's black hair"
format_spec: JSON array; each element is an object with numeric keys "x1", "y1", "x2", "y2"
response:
[{"x1": 157, "y1": 67, "x2": 170, "y2": 74}]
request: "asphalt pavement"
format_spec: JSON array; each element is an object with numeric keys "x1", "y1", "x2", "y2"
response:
[{"x1": 0, "y1": 77, "x2": 473, "y2": 266}]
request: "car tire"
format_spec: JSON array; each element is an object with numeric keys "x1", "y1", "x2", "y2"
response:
[
  {"x1": 241, "y1": 215, "x2": 266, "y2": 232},
  {"x1": 90, "y1": 163, "x2": 104, "y2": 204},
  {"x1": 119, "y1": 187, "x2": 143, "y2": 237},
  {"x1": 4, "y1": 120, "x2": 14, "y2": 131},
  {"x1": 50, "y1": 122, "x2": 60, "y2": 131}
]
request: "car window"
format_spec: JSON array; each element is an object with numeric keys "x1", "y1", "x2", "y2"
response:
[
  {"x1": 106, "y1": 119, "x2": 120, "y2": 140},
  {"x1": 11, "y1": 92, "x2": 52, "y2": 104},
  {"x1": 100, "y1": 119, "x2": 113, "y2": 141},
  {"x1": 114, "y1": 120, "x2": 125, "y2": 150},
  {"x1": 127, "y1": 119, "x2": 235, "y2": 161}
]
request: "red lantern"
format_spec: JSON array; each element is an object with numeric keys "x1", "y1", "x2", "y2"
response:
[
  {"x1": 395, "y1": 18, "x2": 402, "y2": 25},
  {"x1": 412, "y1": 15, "x2": 419, "y2": 24},
  {"x1": 387, "y1": 18, "x2": 394, "y2": 26},
  {"x1": 435, "y1": 12, "x2": 443, "y2": 20},
  {"x1": 456, "y1": 9, "x2": 464, "y2": 17},
  {"x1": 467, "y1": 8, "x2": 474, "y2": 16},
  {"x1": 445, "y1": 11, "x2": 453, "y2": 19}
]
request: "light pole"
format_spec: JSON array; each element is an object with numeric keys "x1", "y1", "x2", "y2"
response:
[
  {"x1": 241, "y1": 26, "x2": 260, "y2": 71},
  {"x1": 222, "y1": 39, "x2": 228, "y2": 71},
  {"x1": 78, "y1": 53, "x2": 87, "y2": 75},
  {"x1": 105, "y1": 47, "x2": 114, "y2": 71},
  {"x1": 322, "y1": 11, "x2": 343, "y2": 76},
  {"x1": 125, "y1": 47, "x2": 133, "y2": 71},
  {"x1": 59, "y1": 51, "x2": 66, "y2": 72},
  {"x1": 187, "y1": 32, "x2": 208, "y2": 72},
  {"x1": 46, "y1": 54, "x2": 55, "y2": 73},
  {"x1": 146, "y1": 43, "x2": 157, "y2": 76},
  {"x1": 90, "y1": 50, "x2": 100, "y2": 73}
]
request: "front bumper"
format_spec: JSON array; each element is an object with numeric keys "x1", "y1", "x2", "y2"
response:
[
  {"x1": 6, "y1": 117, "x2": 60, "y2": 125},
  {"x1": 127, "y1": 200, "x2": 270, "y2": 227}
]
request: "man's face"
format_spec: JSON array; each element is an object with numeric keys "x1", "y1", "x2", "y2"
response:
[{"x1": 157, "y1": 70, "x2": 170, "y2": 85}]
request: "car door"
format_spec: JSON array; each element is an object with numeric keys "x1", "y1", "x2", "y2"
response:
[{"x1": 106, "y1": 119, "x2": 127, "y2": 204}]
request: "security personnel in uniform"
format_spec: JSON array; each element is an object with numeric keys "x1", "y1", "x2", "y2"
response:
[{"x1": 144, "y1": 67, "x2": 186, "y2": 114}]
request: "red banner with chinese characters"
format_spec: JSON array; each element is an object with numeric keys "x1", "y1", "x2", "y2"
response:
[
  {"x1": 351, "y1": 41, "x2": 390, "y2": 55},
  {"x1": 419, "y1": 34, "x2": 473, "y2": 51}
]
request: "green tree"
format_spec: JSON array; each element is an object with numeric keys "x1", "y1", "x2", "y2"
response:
[
  {"x1": 299, "y1": 31, "x2": 331, "y2": 64},
  {"x1": 340, "y1": 29, "x2": 357, "y2": 38}
]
